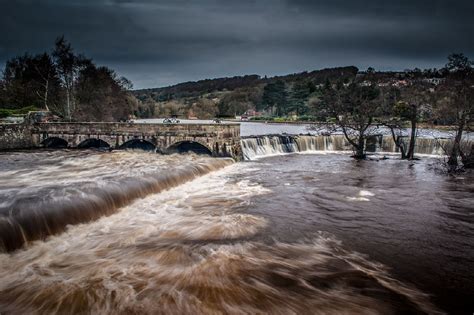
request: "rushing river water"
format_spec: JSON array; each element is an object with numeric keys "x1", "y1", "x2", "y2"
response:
[{"x1": 0, "y1": 142, "x2": 473, "y2": 314}]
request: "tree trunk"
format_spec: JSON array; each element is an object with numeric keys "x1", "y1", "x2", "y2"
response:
[
  {"x1": 406, "y1": 119, "x2": 417, "y2": 160},
  {"x1": 44, "y1": 79, "x2": 49, "y2": 111},
  {"x1": 447, "y1": 117, "x2": 465, "y2": 170},
  {"x1": 340, "y1": 124, "x2": 367, "y2": 159},
  {"x1": 71, "y1": 78, "x2": 76, "y2": 116},
  {"x1": 389, "y1": 127, "x2": 407, "y2": 159},
  {"x1": 353, "y1": 134, "x2": 366, "y2": 159},
  {"x1": 66, "y1": 90, "x2": 71, "y2": 121}
]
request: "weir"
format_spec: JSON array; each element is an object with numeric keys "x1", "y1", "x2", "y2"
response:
[
  {"x1": 0, "y1": 156, "x2": 233, "y2": 252},
  {"x1": 241, "y1": 134, "x2": 455, "y2": 160},
  {"x1": 2, "y1": 120, "x2": 463, "y2": 161}
]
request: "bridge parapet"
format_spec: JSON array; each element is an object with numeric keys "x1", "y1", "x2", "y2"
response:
[{"x1": 27, "y1": 122, "x2": 241, "y2": 158}]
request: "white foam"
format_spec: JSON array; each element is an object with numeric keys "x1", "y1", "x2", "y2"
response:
[
  {"x1": 359, "y1": 190, "x2": 375, "y2": 197},
  {"x1": 346, "y1": 196, "x2": 370, "y2": 202}
]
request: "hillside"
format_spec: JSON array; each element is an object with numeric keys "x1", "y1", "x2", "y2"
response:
[
  {"x1": 131, "y1": 66, "x2": 360, "y2": 119},
  {"x1": 133, "y1": 66, "x2": 358, "y2": 101}
]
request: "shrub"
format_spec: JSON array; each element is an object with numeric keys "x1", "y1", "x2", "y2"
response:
[
  {"x1": 250, "y1": 116, "x2": 272, "y2": 121},
  {"x1": 16, "y1": 106, "x2": 39, "y2": 115},
  {"x1": 298, "y1": 115, "x2": 317, "y2": 121},
  {"x1": 273, "y1": 117, "x2": 286, "y2": 122},
  {"x1": 0, "y1": 106, "x2": 39, "y2": 118},
  {"x1": 0, "y1": 109, "x2": 13, "y2": 118}
]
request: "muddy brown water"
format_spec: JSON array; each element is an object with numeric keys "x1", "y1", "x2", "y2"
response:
[{"x1": 0, "y1": 149, "x2": 473, "y2": 314}]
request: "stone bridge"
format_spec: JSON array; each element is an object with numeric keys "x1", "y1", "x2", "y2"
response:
[{"x1": 0, "y1": 122, "x2": 241, "y2": 158}]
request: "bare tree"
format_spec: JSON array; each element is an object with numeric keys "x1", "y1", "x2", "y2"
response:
[
  {"x1": 436, "y1": 54, "x2": 474, "y2": 171},
  {"x1": 32, "y1": 53, "x2": 58, "y2": 111},
  {"x1": 52, "y1": 36, "x2": 90, "y2": 120},
  {"x1": 382, "y1": 79, "x2": 434, "y2": 159},
  {"x1": 190, "y1": 98, "x2": 218, "y2": 119},
  {"x1": 319, "y1": 79, "x2": 381, "y2": 159}
]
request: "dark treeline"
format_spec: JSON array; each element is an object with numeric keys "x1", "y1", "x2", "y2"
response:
[
  {"x1": 0, "y1": 36, "x2": 137, "y2": 121},
  {"x1": 134, "y1": 67, "x2": 357, "y2": 101}
]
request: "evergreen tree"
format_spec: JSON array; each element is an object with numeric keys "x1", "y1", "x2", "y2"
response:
[
  {"x1": 288, "y1": 80, "x2": 310, "y2": 116},
  {"x1": 261, "y1": 80, "x2": 287, "y2": 116},
  {"x1": 1, "y1": 53, "x2": 61, "y2": 110},
  {"x1": 75, "y1": 64, "x2": 136, "y2": 122},
  {"x1": 0, "y1": 36, "x2": 136, "y2": 122}
]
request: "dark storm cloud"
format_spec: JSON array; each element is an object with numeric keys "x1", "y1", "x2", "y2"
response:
[{"x1": 1, "y1": 0, "x2": 473, "y2": 88}]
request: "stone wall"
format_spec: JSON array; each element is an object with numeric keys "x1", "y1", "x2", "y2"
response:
[
  {"x1": 0, "y1": 124, "x2": 34, "y2": 150},
  {"x1": 0, "y1": 122, "x2": 242, "y2": 159}
]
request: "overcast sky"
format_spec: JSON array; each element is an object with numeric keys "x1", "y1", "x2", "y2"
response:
[{"x1": 1, "y1": 0, "x2": 473, "y2": 89}]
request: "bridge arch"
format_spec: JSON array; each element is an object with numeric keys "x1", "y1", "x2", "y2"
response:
[
  {"x1": 77, "y1": 138, "x2": 110, "y2": 149},
  {"x1": 167, "y1": 140, "x2": 212, "y2": 155},
  {"x1": 41, "y1": 137, "x2": 68, "y2": 148},
  {"x1": 119, "y1": 139, "x2": 156, "y2": 151}
]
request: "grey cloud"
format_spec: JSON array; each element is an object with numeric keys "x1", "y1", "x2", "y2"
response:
[{"x1": 1, "y1": 0, "x2": 473, "y2": 88}]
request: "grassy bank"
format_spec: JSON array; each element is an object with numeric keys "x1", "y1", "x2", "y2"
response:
[{"x1": 0, "y1": 106, "x2": 39, "y2": 118}]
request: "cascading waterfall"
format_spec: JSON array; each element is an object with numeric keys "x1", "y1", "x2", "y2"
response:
[
  {"x1": 381, "y1": 137, "x2": 449, "y2": 155},
  {"x1": 0, "y1": 152, "x2": 233, "y2": 252},
  {"x1": 241, "y1": 134, "x2": 454, "y2": 160}
]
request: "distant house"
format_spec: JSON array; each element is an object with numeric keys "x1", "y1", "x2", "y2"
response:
[
  {"x1": 423, "y1": 78, "x2": 444, "y2": 85},
  {"x1": 243, "y1": 109, "x2": 263, "y2": 118},
  {"x1": 392, "y1": 80, "x2": 409, "y2": 88},
  {"x1": 245, "y1": 109, "x2": 256, "y2": 116}
]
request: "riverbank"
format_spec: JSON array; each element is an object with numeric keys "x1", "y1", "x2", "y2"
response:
[{"x1": 226, "y1": 118, "x2": 459, "y2": 131}]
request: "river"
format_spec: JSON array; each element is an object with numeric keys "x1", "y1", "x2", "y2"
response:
[
  {"x1": 0, "y1": 124, "x2": 473, "y2": 314},
  {"x1": 133, "y1": 119, "x2": 467, "y2": 139}
]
